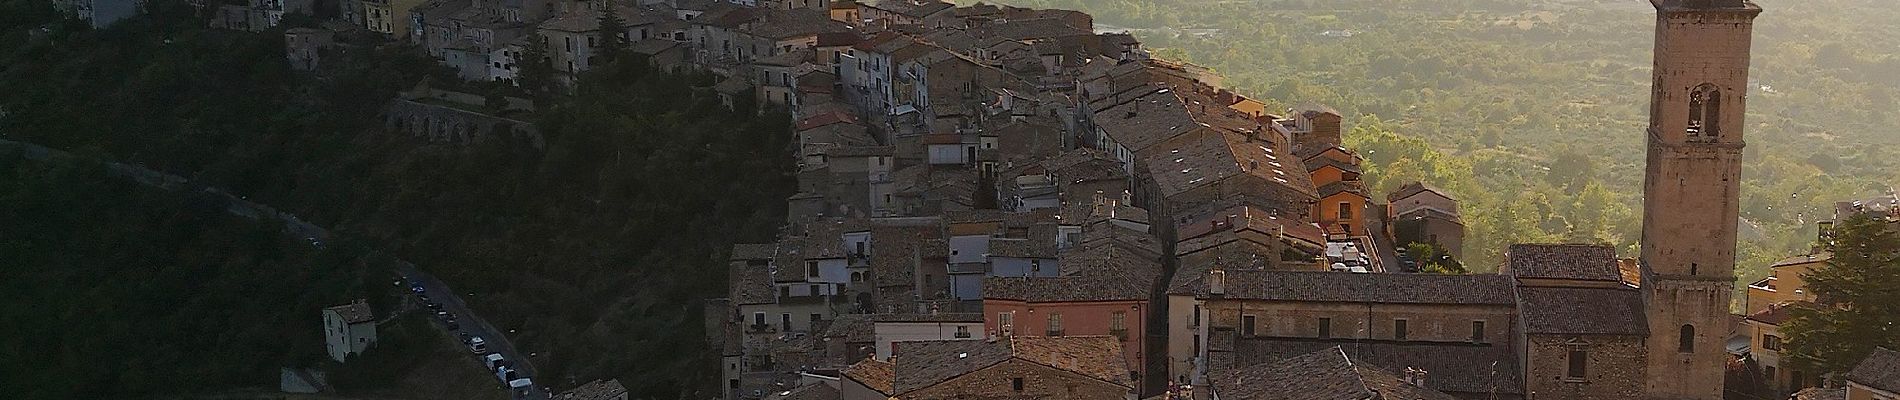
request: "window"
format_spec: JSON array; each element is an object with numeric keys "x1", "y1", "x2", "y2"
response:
[
  {"x1": 779, "y1": 286, "x2": 790, "y2": 298},
  {"x1": 1764, "y1": 334, "x2": 1783, "y2": 351},
  {"x1": 1393, "y1": 319, "x2": 1408, "y2": 341},
  {"x1": 1340, "y1": 223, "x2": 1352, "y2": 234},
  {"x1": 809, "y1": 284, "x2": 820, "y2": 295},
  {"x1": 565, "y1": 36, "x2": 574, "y2": 52},
  {"x1": 1338, "y1": 202, "x2": 1352, "y2": 219},
  {"x1": 1242, "y1": 315, "x2": 1257, "y2": 337},
  {"x1": 1471, "y1": 321, "x2": 1487, "y2": 343},
  {"x1": 807, "y1": 261, "x2": 819, "y2": 278},
  {"x1": 1318, "y1": 318, "x2": 1332, "y2": 339},
  {"x1": 810, "y1": 314, "x2": 822, "y2": 326},
  {"x1": 1567, "y1": 350, "x2": 1588, "y2": 380},
  {"x1": 1766, "y1": 366, "x2": 1777, "y2": 383},
  {"x1": 1030, "y1": 259, "x2": 1041, "y2": 275},
  {"x1": 754, "y1": 312, "x2": 765, "y2": 326},
  {"x1": 955, "y1": 325, "x2": 971, "y2": 338},
  {"x1": 1047, "y1": 313, "x2": 1063, "y2": 336},
  {"x1": 1687, "y1": 83, "x2": 1721, "y2": 137},
  {"x1": 998, "y1": 311, "x2": 1014, "y2": 328},
  {"x1": 1011, "y1": 377, "x2": 1024, "y2": 391},
  {"x1": 781, "y1": 313, "x2": 792, "y2": 330},
  {"x1": 1192, "y1": 305, "x2": 1202, "y2": 327},
  {"x1": 1679, "y1": 325, "x2": 1696, "y2": 353}
]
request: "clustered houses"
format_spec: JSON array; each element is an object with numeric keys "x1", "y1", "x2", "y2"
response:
[
  {"x1": 205, "y1": 0, "x2": 1781, "y2": 397},
  {"x1": 1739, "y1": 198, "x2": 1900, "y2": 397}
]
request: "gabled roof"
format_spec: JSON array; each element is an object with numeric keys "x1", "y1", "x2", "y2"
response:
[
  {"x1": 555, "y1": 379, "x2": 628, "y2": 400},
  {"x1": 1227, "y1": 339, "x2": 1524, "y2": 396},
  {"x1": 843, "y1": 358, "x2": 895, "y2": 395},
  {"x1": 1316, "y1": 180, "x2": 1367, "y2": 199},
  {"x1": 324, "y1": 300, "x2": 375, "y2": 324},
  {"x1": 1170, "y1": 270, "x2": 1517, "y2": 305},
  {"x1": 1506, "y1": 243, "x2": 1622, "y2": 282},
  {"x1": 1386, "y1": 181, "x2": 1454, "y2": 204},
  {"x1": 1517, "y1": 286, "x2": 1648, "y2": 335},
  {"x1": 766, "y1": 383, "x2": 837, "y2": 400},
  {"x1": 867, "y1": 0, "x2": 954, "y2": 19},
  {"x1": 1848, "y1": 348, "x2": 1900, "y2": 393},
  {"x1": 1744, "y1": 301, "x2": 1817, "y2": 326},
  {"x1": 797, "y1": 111, "x2": 865, "y2": 131},
  {"x1": 891, "y1": 336, "x2": 1129, "y2": 394},
  {"x1": 1209, "y1": 346, "x2": 1458, "y2": 400}
]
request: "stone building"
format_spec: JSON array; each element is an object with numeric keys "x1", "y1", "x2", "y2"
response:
[
  {"x1": 1205, "y1": 346, "x2": 1458, "y2": 400},
  {"x1": 843, "y1": 336, "x2": 1135, "y2": 400},
  {"x1": 1507, "y1": 244, "x2": 1649, "y2": 400},
  {"x1": 1846, "y1": 348, "x2": 1900, "y2": 400},
  {"x1": 1388, "y1": 181, "x2": 1465, "y2": 257},
  {"x1": 1636, "y1": 1, "x2": 1761, "y2": 398},
  {"x1": 322, "y1": 299, "x2": 377, "y2": 362},
  {"x1": 285, "y1": 27, "x2": 336, "y2": 71}
]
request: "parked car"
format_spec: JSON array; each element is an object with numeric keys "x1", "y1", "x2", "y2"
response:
[
  {"x1": 418, "y1": 294, "x2": 432, "y2": 303},
  {"x1": 484, "y1": 353, "x2": 505, "y2": 369},
  {"x1": 410, "y1": 283, "x2": 425, "y2": 293},
  {"x1": 508, "y1": 378, "x2": 533, "y2": 393},
  {"x1": 446, "y1": 320, "x2": 460, "y2": 330},
  {"x1": 426, "y1": 302, "x2": 443, "y2": 310},
  {"x1": 469, "y1": 337, "x2": 487, "y2": 353}
]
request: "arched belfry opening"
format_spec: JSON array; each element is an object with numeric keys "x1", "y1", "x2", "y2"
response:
[{"x1": 1688, "y1": 84, "x2": 1721, "y2": 138}]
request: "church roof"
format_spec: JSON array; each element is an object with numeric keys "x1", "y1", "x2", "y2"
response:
[
  {"x1": 1506, "y1": 244, "x2": 1622, "y2": 282},
  {"x1": 1208, "y1": 346, "x2": 1458, "y2": 400},
  {"x1": 1517, "y1": 286, "x2": 1649, "y2": 335}
]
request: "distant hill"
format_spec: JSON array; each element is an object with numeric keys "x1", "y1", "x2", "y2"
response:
[{"x1": 972, "y1": 0, "x2": 1900, "y2": 294}]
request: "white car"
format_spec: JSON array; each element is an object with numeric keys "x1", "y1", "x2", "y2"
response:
[
  {"x1": 484, "y1": 353, "x2": 505, "y2": 369},
  {"x1": 468, "y1": 337, "x2": 487, "y2": 353},
  {"x1": 508, "y1": 378, "x2": 533, "y2": 393}
]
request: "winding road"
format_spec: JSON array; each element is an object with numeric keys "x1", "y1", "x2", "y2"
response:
[{"x1": 1, "y1": 138, "x2": 548, "y2": 400}]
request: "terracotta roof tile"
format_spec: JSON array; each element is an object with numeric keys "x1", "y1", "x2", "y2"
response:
[
  {"x1": 1171, "y1": 270, "x2": 1517, "y2": 305},
  {"x1": 1208, "y1": 346, "x2": 1459, "y2": 400},
  {"x1": 324, "y1": 300, "x2": 375, "y2": 324},
  {"x1": 1517, "y1": 287, "x2": 1648, "y2": 335},
  {"x1": 555, "y1": 379, "x2": 627, "y2": 400},
  {"x1": 891, "y1": 336, "x2": 1129, "y2": 394},
  {"x1": 1506, "y1": 244, "x2": 1621, "y2": 282},
  {"x1": 1227, "y1": 339, "x2": 1523, "y2": 396},
  {"x1": 1848, "y1": 348, "x2": 1900, "y2": 393},
  {"x1": 844, "y1": 358, "x2": 896, "y2": 394}
]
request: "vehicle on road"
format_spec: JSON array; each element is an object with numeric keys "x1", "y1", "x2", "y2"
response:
[
  {"x1": 446, "y1": 320, "x2": 460, "y2": 330},
  {"x1": 469, "y1": 337, "x2": 487, "y2": 353},
  {"x1": 484, "y1": 353, "x2": 505, "y2": 369},
  {"x1": 410, "y1": 283, "x2": 425, "y2": 293},
  {"x1": 427, "y1": 302, "x2": 442, "y2": 310},
  {"x1": 508, "y1": 378, "x2": 533, "y2": 394}
]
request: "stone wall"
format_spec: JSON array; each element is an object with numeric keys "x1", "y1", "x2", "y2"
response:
[
  {"x1": 383, "y1": 98, "x2": 544, "y2": 149},
  {"x1": 1523, "y1": 334, "x2": 1647, "y2": 400}
]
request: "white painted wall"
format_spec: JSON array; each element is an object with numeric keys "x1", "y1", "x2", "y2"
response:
[{"x1": 874, "y1": 321, "x2": 983, "y2": 360}]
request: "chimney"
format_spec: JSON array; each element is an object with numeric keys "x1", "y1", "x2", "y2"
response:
[
  {"x1": 1208, "y1": 269, "x2": 1226, "y2": 295},
  {"x1": 1120, "y1": 190, "x2": 1132, "y2": 207}
]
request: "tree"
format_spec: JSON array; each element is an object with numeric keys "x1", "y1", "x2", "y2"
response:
[
  {"x1": 596, "y1": 8, "x2": 628, "y2": 65},
  {"x1": 1781, "y1": 213, "x2": 1900, "y2": 376},
  {"x1": 1406, "y1": 242, "x2": 1466, "y2": 274},
  {"x1": 516, "y1": 34, "x2": 556, "y2": 100}
]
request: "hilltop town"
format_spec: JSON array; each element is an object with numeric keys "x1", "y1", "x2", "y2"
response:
[{"x1": 24, "y1": 0, "x2": 1900, "y2": 400}]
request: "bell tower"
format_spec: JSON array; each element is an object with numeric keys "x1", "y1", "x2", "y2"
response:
[{"x1": 1639, "y1": 0, "x2": 1760, "y2": 399}]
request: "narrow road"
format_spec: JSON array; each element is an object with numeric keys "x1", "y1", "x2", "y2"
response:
[{"x1": 1, "y1": 138, "x2": 548, "y2": 400}]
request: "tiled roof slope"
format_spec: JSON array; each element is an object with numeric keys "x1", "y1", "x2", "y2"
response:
[
  {"x1": 1848, "y1": 347, "x2": 1900, "y2": 393},
  {"x1": 1517, "y1": 286, "x2": 1649, "y2": 335},
  {"x1": 1209, "y1": 346, "x2": 1458, "y2": 400},
  {"x1": 1507, "y1": 244, "x2": 1621, "y2": 282},
  {"x1": 1170, "y1": 270, "x2": 1517, "y2": 305}
]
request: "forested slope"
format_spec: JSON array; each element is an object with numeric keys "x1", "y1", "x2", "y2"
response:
[{"x1": 0, "y1": 0, "x2": 794, "y2": 395}]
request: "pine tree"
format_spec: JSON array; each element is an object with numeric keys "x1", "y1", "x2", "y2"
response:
[
  {"x1": 516, "y1": 34, "x2": 556, "y2": 99},
  {"x1": 596, "y1": 8, "x2": 629, "y2": 66},
  {"x1": 1782, "y1": 213, "x2": 1900, "y2": 376}
]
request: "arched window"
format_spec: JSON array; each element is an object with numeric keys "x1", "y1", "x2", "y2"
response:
[
  {"x1": 1679, "y1": 324, "x2": 1696, "y2": 353},
  {"x1": 1688, "y1": 84, "x2": 1721, "y2": 138}
]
